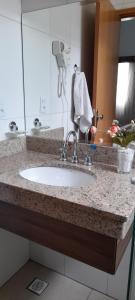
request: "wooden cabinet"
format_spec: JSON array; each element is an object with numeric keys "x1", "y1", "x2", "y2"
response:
[{"x1": 0, "y1": 201, "x2": 132, "y2": 275}]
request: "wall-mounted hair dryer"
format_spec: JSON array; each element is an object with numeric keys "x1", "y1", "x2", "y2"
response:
[
  {"x1": 52, "y1": 41, "x2": 70, "y2": 98},
  {"x1": 52, "y1": 41, "x2": 66, "y2": 68}
]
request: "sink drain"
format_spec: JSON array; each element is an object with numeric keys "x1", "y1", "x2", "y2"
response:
[{"x1": 27, "y1": 278, "x2": 48, "y2": 296}]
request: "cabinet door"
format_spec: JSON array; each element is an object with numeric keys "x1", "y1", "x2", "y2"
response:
[{"x1": 93, "y1": 0, "x2": 120, "y2": 144}]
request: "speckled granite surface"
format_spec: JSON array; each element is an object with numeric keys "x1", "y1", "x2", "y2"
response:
[
  {"x1": 26, "y1": 136, "x2": 119, "y2": 165},
  {"x1": 0, "y1": 150, "x2": 134, "y2": 239},
  {"x1": 27, "y1": 135, "x2": 135, "y2": 167},
  {"x1": 0, "y1": 137, "x2": 26, "y2": 158}
]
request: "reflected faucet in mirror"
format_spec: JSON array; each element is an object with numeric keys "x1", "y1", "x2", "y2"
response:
[
  {"x1": 31, "y1": 118, "x2": 50, "y2": 136},
  {"x1": 33, "y1": 118, "x2": 42, "y2": 128},
  {"x1": 5, "y1": 121, "x2": 26, "y2": 139}
]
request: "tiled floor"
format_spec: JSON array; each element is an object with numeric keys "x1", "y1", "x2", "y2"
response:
[
  {"x1": 88, "y1": 291, "x2": 115, "y2": 300},
  {"x1": 0, "y1": 261, "x2": 115, "y2": 300}
]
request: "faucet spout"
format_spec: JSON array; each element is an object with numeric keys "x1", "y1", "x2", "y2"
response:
[{"x1": 65, "y1": 131, "x2": 78, "y2": 164}]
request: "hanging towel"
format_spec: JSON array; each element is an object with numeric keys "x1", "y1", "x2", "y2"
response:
[{"x1": 73, "y1": 72, "x2": 93, "y2": 133}]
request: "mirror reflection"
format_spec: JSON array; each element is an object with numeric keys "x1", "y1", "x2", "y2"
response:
[
  {"x1": 116, "y1": 17, "x2": 135, "y2": 126},
  {"x1": 0, "y1": 14, "x2": 25, "y2": 140},
  {"x1": 22, "y1": 4, "x2": 135, "y2": 145},
  {"x1": 22, "y1": 1, "x2": 96, "y2": 141}
]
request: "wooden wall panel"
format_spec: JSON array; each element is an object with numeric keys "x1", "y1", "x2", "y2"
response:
[{"x1": 93, "y1": 0, "x2": 120, "y2": 144}]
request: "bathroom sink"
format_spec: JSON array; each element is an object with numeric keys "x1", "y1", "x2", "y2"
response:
[{"x1": 20, "y1": 167, "x2": 95, "y2": 187}]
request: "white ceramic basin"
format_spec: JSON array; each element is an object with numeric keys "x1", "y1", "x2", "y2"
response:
[{"x1": 20, "y1": 167, "x2": 95, "y2": 187}]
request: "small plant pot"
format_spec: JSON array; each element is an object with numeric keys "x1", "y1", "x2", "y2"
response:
[{"x1": 117, "y1": 148, "x2": 134, "y2": 174}]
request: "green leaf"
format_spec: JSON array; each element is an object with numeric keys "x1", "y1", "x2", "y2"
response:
[{"x1": 112, "y1": 132, "x2": 135, "y2": 147}]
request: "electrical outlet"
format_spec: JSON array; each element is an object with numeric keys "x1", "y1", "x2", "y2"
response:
[{"x1": 40, "y1": 97, "x2": 46, "y2": 114}]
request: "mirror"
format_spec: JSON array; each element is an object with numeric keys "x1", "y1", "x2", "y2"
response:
[
  {"x1": 22, "y1": 1, "x2": 96, "y2": 140},
  {"x1": 116, "y1": 17, "x2": 135, "y2": 126},
  {"x1": 0, "y1": 14, "x2": 25, "y2": 141}
]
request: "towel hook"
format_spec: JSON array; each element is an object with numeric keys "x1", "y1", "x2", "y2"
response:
[{"x1": 74, "y1": 64, "x2": 80, "y2": 73}]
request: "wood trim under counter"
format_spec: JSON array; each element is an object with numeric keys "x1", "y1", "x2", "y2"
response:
[{"x1": 0, "y1": 201, "x2": 132, "y2": 275}]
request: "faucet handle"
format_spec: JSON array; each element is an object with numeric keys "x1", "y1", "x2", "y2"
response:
[
  {"x1": 71, "y1": 154, "x2": 79, "y2": 164},
  {"x1": 84, "y1": 144, "x2": 96, "y2": 166},
  {"x1": 59, "y1": 144, "x2": 67, "y2": 161},
  {"x1": 84, "y1": 153, "x2": 92, "y2": 166}
]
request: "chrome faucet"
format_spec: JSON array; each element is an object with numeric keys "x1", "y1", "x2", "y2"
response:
[
  {"x1": 66, "y1": 131, "x2": 78, "y2": 163},
  {"x1": 60, "y1": 131, "x2": 78, "y2": 163},
  {"x1": 59, "y1": 143, "x2": 67, "y2": 161}
]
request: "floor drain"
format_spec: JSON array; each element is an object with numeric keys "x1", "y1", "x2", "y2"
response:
[{"x1": 27, "y1": 278, "x2": 49, "y2": 296}]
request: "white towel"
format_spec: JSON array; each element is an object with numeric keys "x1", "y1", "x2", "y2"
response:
[{"x1": 74, "y1": 72, "x2": 93, "y2": 133}]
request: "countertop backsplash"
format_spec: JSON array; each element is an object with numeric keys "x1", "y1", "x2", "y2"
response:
[
  {"x1": 26, "y1": 136, "x2": 119, "y2": 167},
  {"x1": 0, "y1": 135, "x2": 134, "y2": 169}
]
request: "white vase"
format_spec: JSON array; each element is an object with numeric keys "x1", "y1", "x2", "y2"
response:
[{"x1": 117, "y1": 148, "x2": 134, "y2": 174}]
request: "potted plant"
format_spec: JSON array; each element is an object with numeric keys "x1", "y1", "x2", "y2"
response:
[{"x1": 108, "y1": 120, "x2": 135, "y2": 173}]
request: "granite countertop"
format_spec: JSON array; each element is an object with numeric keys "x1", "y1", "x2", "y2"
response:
[{"x1": 0, "y1": 150, "x2": 134, "y2": 240}]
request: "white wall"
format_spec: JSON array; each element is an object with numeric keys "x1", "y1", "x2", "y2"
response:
[
  {"x1": 0, "y1": 0, "x2": 21, "y2": 21},
  {"x1": 22, "y1": 3, "x2": 82, "y2": 137},
  {"x1": 0, "y1": 0, "x2": 24, "y2": 140},
  {"x1": 0, "y1": 229, "x2": 29, "y2": 287},
  {"x1": 119, "y1": 19, "x2": 135, "y2": 57}
]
